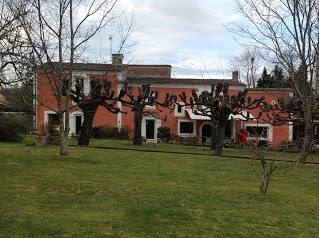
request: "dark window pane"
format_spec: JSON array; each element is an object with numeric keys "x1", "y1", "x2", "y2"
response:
[
  {"x1": 180, "y1": 122, "x2": 193, "y2": 133},
  {"x1": 246, "y1": 126, "x2": 268, "y2": 137},
  {"x1": 48, "y1": 114, "x2": 59, "y2": 126}
]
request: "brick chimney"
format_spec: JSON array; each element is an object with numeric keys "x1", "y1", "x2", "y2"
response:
[
  {"x1": 232, "y1": 71, "x2": 239, "y2": 81},
  {"x1": 112, "y1": 54, "x2": 124, "y2": 64}
]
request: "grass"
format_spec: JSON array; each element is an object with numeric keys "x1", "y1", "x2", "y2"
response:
[
  {"x1": 0, "y1": 136, "x2": 319, "y2": 237},
  {"x1": 73, "y1": 137, "x2": 319, "y2": 163}
]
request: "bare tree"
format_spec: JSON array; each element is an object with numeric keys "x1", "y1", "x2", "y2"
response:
[
  {"x1": 179, "y1": 83, "x2": 264, "y2": 156},
  {"x1": 118, "y1": 83, "x2": 176, "y2": 145},
  {"x1": 0, "y1": 0, "x2": 33, "y2": 87},
  {"x1": 67, "y1": 76, "x2": 120, "y2": 146},
  {"x1": 229, "y1": 0, "x2": 319, "y2": 163},
  {"x1": 9, "y1": 0, "x2": 124, "y2": 155},
  {"x1": 229, "y1": 46, "x2": 261, "y2": 88},
  {"x1": 249, "y1": 139, "x2": 278, "y2": 195}
]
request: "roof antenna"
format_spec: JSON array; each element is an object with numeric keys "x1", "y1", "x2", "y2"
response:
[{"x1": 109, "y1": 35, "x2": 113, "y2": 59}]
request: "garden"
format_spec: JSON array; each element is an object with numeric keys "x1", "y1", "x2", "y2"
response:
[{"x1": 0, "y1": 135, "x2": 318, "y2": 237}]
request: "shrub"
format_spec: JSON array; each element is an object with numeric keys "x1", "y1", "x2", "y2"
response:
[
  {"x1": 157, "y1": 126, "x2": 171, "y2": 142},
  {"x1": 91, "y1": 125, "x2": 132, "y2": 139},
  {"x1": 46, "y1": 125, "x2": 60, "y2": 145},
  {"x1": 0, "y1": 114, "x2": 32, "y2": 142}
]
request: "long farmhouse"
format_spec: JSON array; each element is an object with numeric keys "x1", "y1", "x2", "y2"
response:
[{"x1": 35, "y1": 54, "x2": 294, "y2": 146}]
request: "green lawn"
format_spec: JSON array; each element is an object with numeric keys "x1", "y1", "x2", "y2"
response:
[{"x1": 1, "y1": 136, "x2": 319, "y2": 237}]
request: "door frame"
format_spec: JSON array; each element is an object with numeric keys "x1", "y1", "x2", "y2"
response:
[
  {"x1": 141, "y1": 115, "x2": 161, "y2": 142},
  {"x1": 145, "y1": 119, "x2": 156, "y2": 139},
  {"x1": 69, "y1": 111, "x2": 84, "y2": 136}
]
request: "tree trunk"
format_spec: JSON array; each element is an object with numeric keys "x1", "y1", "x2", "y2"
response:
[
  {"x1": 58, "y1": 112, "x2": 69, "y2": 156},
  {"x1": 260, "y1": 157, "x2": 268, "y2": 194},
  {"x1": 59, "y1": 129, "x2": 69, "y2": 156},
  {"x1": 260, "y1": 158, "x2": 276, "y2": 195},
  {"x1": 214, "y1": 120, "x2": 227, "y2": 156},
  {"x1": 78, "y1": 110, "x2": 96, "y2": 146},
  {"x1": 300, "y1": 114, "x2": 313, "y2": 163},
  {"x1": 133, "y1": 109, "x2": 143, "y2": 145},
  {"x1": 210, "y1": 122, "x2": 217, "y2": 150}
]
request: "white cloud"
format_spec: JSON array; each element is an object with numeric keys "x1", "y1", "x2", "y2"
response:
[{"x1": 85, "y1": 0, "x2": 242, "y2": 78}]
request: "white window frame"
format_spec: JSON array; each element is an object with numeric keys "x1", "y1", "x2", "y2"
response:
[
  {"x1": 141, "y1": 114, "x2": 161, "y2": 141},
  {"x1": 178, "y1": 119, "x2": 196, "y2": 137},
  {"x1": 72, "y1": 76, "x2": 90, "y2": 106},
  {"x1": 175, "y1": 102, "x2": 185, "y2": 117},
  {"x1": 245, "y1": 123, "x2": 273, "y2": 142},
  {"x1": 145, "y1": 93, "x2": 156, "y2": 109},
  {"x1": 44, "y1": 111, "x2": 62, "y2": 130},
  {"x1": 69, "y1": 111, "x2": 84, "y2": 136}
]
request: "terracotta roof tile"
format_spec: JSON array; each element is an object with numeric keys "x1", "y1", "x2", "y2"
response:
[
  {"x1": 248, "y1": 88, "x2": 294, "y2": 92},
  {"x1": 125, "y1": 76, "x2": 246, "y2": 86},
  {"x1": 40, "y1": 62, "x2": 171, "y2": 72}
]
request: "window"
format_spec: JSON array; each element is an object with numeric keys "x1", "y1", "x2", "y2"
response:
[
  {"x1": 178, "y1": 120, "x2": 195, "y2": 137},
  {"x1": 73, "y1": 76, "x2": 84, "y2": 92},
  {"x1": 73, "y1": 76, "x2": 90, "y2": 95},
  {"x1": 78, "y1": 77, "x2": 84, "y2": 91},
  {"x1": 145, "y1": 93, "x2": 156, "y2": 109},
  {"x1": 245, "y1": 124, "x2": 272, "y2": 141},
  {"x1": 44, "y1": 111, "x2": 62, "y2": 130},
  {"x1": 72, "y1": 76, "x2": 90, "y2": 105},
  {"x1": 246, "y1": 126, "x2": 268, "y2": 138},
  {"x1": 47, "y1": 113, "x2": 59, "y2": 126},
  {"x1": 180, "y1": 121, "x2": 194, "y2": 134},
  {"x1": 175, "y1": 102, "x2": 185, "y2": 116}
]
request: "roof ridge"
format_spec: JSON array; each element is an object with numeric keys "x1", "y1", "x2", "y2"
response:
[
  {"x1": 126, "y1": 75, "x2": 234, "y2": 81},
  {"x1": 248, "y1": 87, "x2": 293, "y2": 91},
  {"x1": 124, "y1": 77, "x2": 246, "y2": 86}
]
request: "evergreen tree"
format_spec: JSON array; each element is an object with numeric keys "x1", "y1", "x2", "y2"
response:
[
  {"x1": 257, "y1": 65, "x2": 291, "y2": 88},
  {"x1": 257, "y1": 67, "x2": 272, "y2": 88}
]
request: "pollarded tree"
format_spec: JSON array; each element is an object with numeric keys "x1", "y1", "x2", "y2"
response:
[
  {"x1": 261, "y1": 93, "x2": 319, "y2": 148},
  {"x1": 229, "y1": 0, "x2": 319, "y2": 162},
  {"x1": 118, "y1": 83, "x2": 176, "y2": 145},
  {"x1": 66, "y1": 76, "x2": 120, "y2": 146},
  {"x1": 179, "y1": 82, "x2": 264, "y2": 156}
]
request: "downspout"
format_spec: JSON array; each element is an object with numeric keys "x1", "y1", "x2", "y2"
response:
[
  {"x1": 117, "y1": 72, "x2": 123, "y2": 130},
  {"x1": 33, "y1": 71, "x2": 37, "y2": 131}
]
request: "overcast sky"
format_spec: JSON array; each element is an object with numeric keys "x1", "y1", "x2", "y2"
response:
[{"x1": 88, "y1": 0, "x2": 243, "y2": 79}]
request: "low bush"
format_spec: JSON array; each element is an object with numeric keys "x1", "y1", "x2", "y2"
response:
[
  {"x1": 0, "y1": 114, "x2": 32, "y2": 142},
  {"x1": 157, "y1": 126, "x2": 171, "y2": 142},
  {"x1": 92, "y1": 125, "x2": 132, "y2": 139},
  {"x1": 46, "y1": 125, "x2": 60, "y2": 145}
]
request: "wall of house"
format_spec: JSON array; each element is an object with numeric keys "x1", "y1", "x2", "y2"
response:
[
  {"x1": 36, "y1": 67, "x2": 293, "y2": 147},
  {"x1": 36, "y1": 72, "x2": 120, "y2": 133},
  {"x1": 243, "y1": 90, "x2": 293, "y2": 146},
  {"x1": 117, "y1": 85, "x2": 196, "y2": 140},
  {"x1": 116, "y1": 84, "x2": 249, "y2": 142}
]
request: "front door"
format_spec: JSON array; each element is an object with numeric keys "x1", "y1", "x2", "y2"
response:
[
  {"x1": 202, "y1": 124, "x2": 212, "y2": 137},
  {"x1": 202, "y1": 124, "x2": 212, "y2": 143},
  {"x1": 75, "y1": 115, "x2": 83, "y2": 135},
  {"x1": 146, "y1": 120, "x2": 155, "y2": 139}
]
